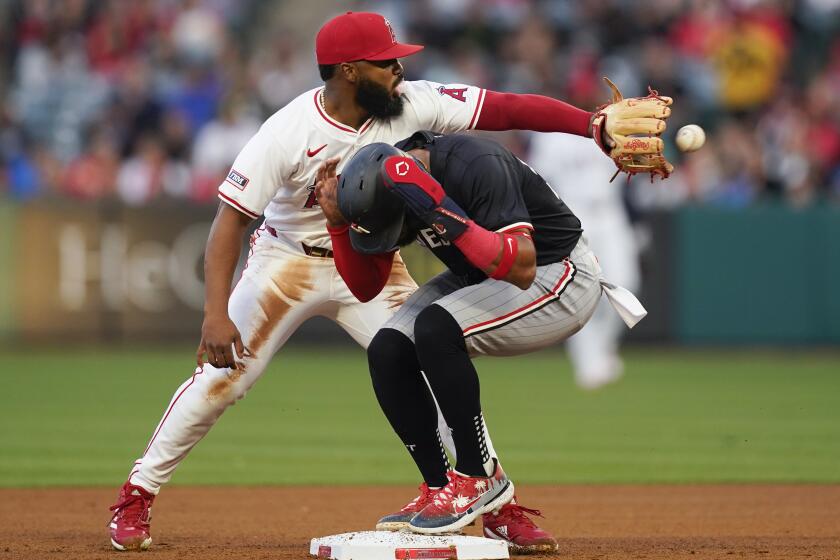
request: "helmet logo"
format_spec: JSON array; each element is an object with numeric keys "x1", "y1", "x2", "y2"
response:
[
  {"x1": 351, "y1": 223, "x2": 372, "y2": 234},
  {"x1": 395, "y1": 160, "x2": 410, "y2": 176}
]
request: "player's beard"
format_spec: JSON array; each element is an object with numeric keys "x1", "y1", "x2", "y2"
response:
[{"x1": 357, "y1": 76, "x2": 404, "y2": 118}]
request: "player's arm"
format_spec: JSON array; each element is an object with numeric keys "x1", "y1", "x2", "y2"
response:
[
  {"x1": 316, "y1": 157, "x2": 396, "y2": 302},
  {"x1": 196, "y1": 203, "x2": 254, "y2": 369},
  {"x1": 381, "y1": 156, "x2": 536, "y2": 289},
  {"x1": 411, "y1": 80, "x2": 591, "y2": 138},
  {"x1": 475, "y1": 91, "x2": 594, "y2": 138},
  {"x1": 486, "y1": 227, "x2": 536, "y2": 289},
  {"x1": 479, "y1": 82, "x2": 674, "y2": 180}
]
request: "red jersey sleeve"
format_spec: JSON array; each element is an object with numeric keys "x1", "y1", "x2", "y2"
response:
[
  {"x1": 328, "y1": 225, "x2": 395, "y2": 302},
  {"x1": 476, "y1": 90, "x2": 593, "y2": 137}
]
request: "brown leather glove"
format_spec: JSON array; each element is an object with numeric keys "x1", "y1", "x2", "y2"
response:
[{"x1": 591, "y1": 77, "x2": 674, "y2": 181}]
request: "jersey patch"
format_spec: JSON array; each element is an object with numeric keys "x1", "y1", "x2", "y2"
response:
[
  {"x1": 226, "y1": 169, "x2": 250, "y2": 191},
  {"x1": 437, "y1": 86, "x2": 468, "y2": 103}
]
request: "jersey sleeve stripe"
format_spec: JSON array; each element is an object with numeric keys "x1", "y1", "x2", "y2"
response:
[
  {"x1": 468, "y1": 88, "x2": 487, "y2": 130},
  {"x1": 218, "y1": 192, "x2": 261, "y2": 219},
  {"x1": 496, "y1": 222, "x2": 534, "y2": 233}
]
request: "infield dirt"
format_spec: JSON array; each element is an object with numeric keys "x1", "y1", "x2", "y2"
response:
[{"x1": 2, "y1": 485, "x2": 838, "y2": 559}]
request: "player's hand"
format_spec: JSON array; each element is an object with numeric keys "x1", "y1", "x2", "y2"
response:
[
  {"x1": 315, "y1": 157, "x2": 347, "y2": 227},
  {"x1": 196, "y1": 313, "x2": 249, "y2": 370}
]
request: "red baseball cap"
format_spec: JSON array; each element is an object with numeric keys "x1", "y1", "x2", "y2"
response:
[{"x1": 316, "y1": 12, "x2": 424, "y2": 65}]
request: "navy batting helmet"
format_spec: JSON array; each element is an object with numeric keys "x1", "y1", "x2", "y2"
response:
[{"x1": 337, "y1": 142, "x2": 407, "y2": 254}]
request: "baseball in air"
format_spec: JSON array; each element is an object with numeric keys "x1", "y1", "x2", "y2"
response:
[{"x1": 675, "y1": 124, "x2": 706, "y2": 152}]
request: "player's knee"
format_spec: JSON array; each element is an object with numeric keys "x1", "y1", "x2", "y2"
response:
[
  {"x1": 367, "y1": 328, "x2": 416, "y2": 385},
  {"x1": 414, "y1": 304, "x2": 465, "y2": 355}
]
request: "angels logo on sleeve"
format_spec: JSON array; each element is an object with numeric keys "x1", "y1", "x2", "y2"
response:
[{"x1": 437, "y1": 86, "x2": 468, "y2": 103}]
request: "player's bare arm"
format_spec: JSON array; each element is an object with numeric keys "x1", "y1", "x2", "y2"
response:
[
  {"x1": 196, "y1": 203, "x2": 253, "y2": 369},
  {"x1": 490, "y1": 228, "x2": 536, "y2": 290}
]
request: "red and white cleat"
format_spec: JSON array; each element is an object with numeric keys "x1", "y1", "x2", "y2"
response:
[
  {"x1": 108, "y1": 481, "x2": 155, "y2": 551},
  {"x1": 482, "y1": 498, "x2": 559, "y2": 554},
  {"x1": 409, "y1": 460, "x2": 514, "y2": 534}
]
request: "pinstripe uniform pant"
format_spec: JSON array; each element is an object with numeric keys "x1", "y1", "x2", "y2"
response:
[{"x1": 384, "y1": 237, "x2": 603, "y2": 357}]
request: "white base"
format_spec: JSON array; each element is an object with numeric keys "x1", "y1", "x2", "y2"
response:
[{"x1": 310, "y1": 531, "x2": 509, "y2": 560}]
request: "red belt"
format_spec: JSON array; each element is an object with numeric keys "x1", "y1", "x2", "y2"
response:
[{"x1": 265, "y1": 225, "x2": 334, "y2": 258}]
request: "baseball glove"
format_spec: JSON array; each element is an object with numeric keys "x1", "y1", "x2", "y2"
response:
[{"x1": 591, "y1": 77, "x2": 674, "y2": 181}]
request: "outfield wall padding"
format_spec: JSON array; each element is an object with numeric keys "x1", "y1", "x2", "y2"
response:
[
  {"x1": 0, "y1": 201, "x2": 837, "y2": 344},
  {"x1": 675, "y1": 205, "x2": 840, "y2": 344}
]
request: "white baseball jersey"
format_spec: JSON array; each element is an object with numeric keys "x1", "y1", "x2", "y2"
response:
[{"x1": 218, "y1": 81, "x2": 488, "y2": 250}]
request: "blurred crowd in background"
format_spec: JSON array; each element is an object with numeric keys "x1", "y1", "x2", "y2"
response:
[{"x1": 1, "y1": 0, "x2": 839, "y2": 211}]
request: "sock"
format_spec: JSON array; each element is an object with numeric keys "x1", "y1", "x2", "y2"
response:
[
  {"x1": 368, "y1": 328, "x2": 450, "y2": 487},
  {"x1": 414, "y1": 304, "x2": 491, "y2": 477}
]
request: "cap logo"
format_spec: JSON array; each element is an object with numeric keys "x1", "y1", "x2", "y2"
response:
[
  {"x1": 351, "y1": 223, "x2": 372, "y2": 234},
  {"x1": 383, "y1": 18, "x2": 396, "y2": 44},
  {"x1": 395, "y1": 161, "x2": 409, "y2": 176}
]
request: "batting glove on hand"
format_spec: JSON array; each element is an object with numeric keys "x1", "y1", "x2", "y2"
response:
[{"x1": 382, "y1": 155, "x2": 470, "y2": 241}]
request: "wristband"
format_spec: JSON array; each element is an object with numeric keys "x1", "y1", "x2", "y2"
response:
[
  {"x1": 489, "y1": 234, "x2": 518, "y2": 280},
  {"x1": 327, "y1": 223, "x2": 350, "y2": 235}
]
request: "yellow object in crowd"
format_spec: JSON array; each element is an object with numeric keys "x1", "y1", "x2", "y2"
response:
[{"x1": 711, "y1": 21, "x2": 786, "y2": 110}]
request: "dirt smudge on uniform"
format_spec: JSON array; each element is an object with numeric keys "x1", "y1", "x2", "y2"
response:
[
  {"x1": 385, "y1": 254, "x2": 418, "y2": 309},
  {"x1": 204, "y1": 258, "x2": 313, "y2": 402},
  {"x1": 206, "y1": 368, "x2": 246, "y2": 401},
  {"x1": 249, "y1": 258, "x2": 314, "y2": 356}
]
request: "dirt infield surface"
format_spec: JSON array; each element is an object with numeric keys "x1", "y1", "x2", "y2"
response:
[{"x1": 2, "y1": 485, "x2": 838, "y2": 559}]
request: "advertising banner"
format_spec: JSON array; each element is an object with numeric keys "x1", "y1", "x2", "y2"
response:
[{"x1": 14, "y1": 201, "x2": 214, "y2": 341}]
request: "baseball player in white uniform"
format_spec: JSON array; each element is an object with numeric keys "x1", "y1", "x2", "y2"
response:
[
  {"x1": 529, "y1": 133, "x2": 641, "y2": 389},
  {"x1": 108, "y1": 11, "x2": 605, "y2": 552}
]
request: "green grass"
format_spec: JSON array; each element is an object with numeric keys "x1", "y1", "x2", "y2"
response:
[{"x1": 1, "y1": 346, "x2": 838, "y2": 486}]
